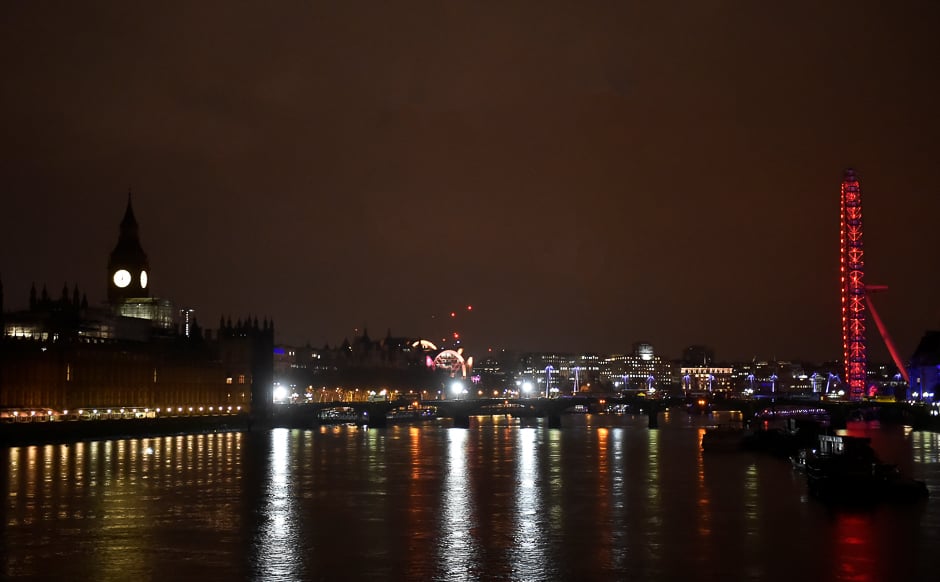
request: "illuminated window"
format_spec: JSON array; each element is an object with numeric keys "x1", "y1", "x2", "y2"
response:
[
  {"x1": 238, "y1": 374, "x2": 246, "y2": 384},
  {"x1": 226, "y1": 377, "x2": 233, "y2": 385}
]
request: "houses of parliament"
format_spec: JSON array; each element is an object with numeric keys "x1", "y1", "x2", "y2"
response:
[{"x1": 0, "y1": 196, "x2": 273, "y2": 421}]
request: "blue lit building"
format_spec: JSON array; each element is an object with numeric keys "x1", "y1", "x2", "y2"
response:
[{"x1": 909, "y1": 331, "x2": 940, "y2": 402}]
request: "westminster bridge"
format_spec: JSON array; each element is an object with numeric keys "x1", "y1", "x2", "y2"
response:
[
  {"x1": 1, "y1": 395, "x2": 937, "y2": 447},
  {"x1": 269, "y1": 394, "x2": 940, "y2": 431},
  {"x1": 271, "y1": 394, "x2": 657, "y2": 429}
]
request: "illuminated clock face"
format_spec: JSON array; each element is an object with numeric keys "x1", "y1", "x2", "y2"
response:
[
  {"x1": 140, "y1": 270, "x2": 148, "y2": 288},
  {"x1": 113, "y1": 269, "x2": 131, "y2": 288}
]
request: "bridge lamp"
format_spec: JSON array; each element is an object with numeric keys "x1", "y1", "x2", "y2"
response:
[
  {"x1": 522, "y1": 381, "x2": 534, "y2": 396},
  {"x1": 450, "y1": 381, "x2": 464, "y2": 398},
  {"x1": 273, "y1": 385, "x2": 289, "y2": 403}
]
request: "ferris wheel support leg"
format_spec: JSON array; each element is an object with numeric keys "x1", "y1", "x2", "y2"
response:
[{"x1": 864, "y1": 291, "x2": 910, "y2": 385}]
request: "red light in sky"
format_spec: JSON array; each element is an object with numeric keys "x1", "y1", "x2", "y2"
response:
[
  {"x1": 453, "y1": 332, "x2": 459, "y2": 339},
  {"x1": 450, "y1": 311, "x2": 456, "y2": 318},
  {"x1": 466, "y1": 305, "x2": 472, "y2": 311}
]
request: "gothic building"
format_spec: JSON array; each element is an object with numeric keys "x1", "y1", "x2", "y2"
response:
[
  {"x1": 0, "y1": 195, "x2": 273, "y2": 420},
  {"x1": 273, "y1": 329, "x2": 441, "y2": 398},
  {"x1": 108, "y1": 194, "x2": 150, "y2": 304}
]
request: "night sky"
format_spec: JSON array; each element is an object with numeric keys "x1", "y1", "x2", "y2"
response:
[{"x1": 2, "y1": 2, "x2": 938, "y2": 363}]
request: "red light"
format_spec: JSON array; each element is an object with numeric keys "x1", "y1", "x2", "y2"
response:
[
  {"x1": 453, "y1": 332, "x2": 459, "y2": 339},
  {"x1": 450, "y1": 312, "x2": 456, "y2": 318},
  {"x1": 466, "y1": 305, "x2": 472, "y2": 311}
]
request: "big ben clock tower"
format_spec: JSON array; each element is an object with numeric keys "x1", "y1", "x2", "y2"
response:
[{"x1": 107, "y1": 193, "x2": 150, "y2": 304}]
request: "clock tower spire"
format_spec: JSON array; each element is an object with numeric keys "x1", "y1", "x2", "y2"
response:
[{"x1": 107, "y1": 191, "x2": 150, "y2": 304}]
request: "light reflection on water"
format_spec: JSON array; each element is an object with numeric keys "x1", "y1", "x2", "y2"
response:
[
  {"x1": 594, "y1": 427, "x2": 611, "y2": 569},
  {"x1": 2, "y1": 415, "x2": 939, "y2": 581},
  {"x1": 435, "y1": 427, "x2": 480, "y2": 581},
  {"x1": 608, "y1": 427, "x2": 626, "y2": 571},
  {"x1": 4, "y1": 432, "x2": 247, "y2": 579},
  {"x1": 912, "y1": 430, "x2": 940, "y2": 465},
  {"x1": 695, "y1": 427, "x2": 711, "y2": 540},
  {"x1": 253, "y1": 428, "x2": 301, "y2": 582},
  {"x1": 510, "y1": 428, "x2": 547, "y2": 580}
]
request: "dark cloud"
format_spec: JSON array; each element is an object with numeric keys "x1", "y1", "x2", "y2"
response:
[{"x1": 2, "y1": 1, "x2": 938, "y2": 362}]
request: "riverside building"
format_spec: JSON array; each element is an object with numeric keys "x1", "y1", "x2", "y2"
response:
[{"x1": 0, "y1": 195, "x2": 273, "y2": 421}]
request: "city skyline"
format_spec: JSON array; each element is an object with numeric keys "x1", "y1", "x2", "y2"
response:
[{"x1": 2, "y1": 2, "x2": 939, "y2": 362}]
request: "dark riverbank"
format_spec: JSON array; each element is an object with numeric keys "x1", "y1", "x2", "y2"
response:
[
  {"x1": 709, "y1": 398, "x2": 940, "y2": 431},
  {"x1": 0, "y1": 414, "x2": 251, "y2": 447}
]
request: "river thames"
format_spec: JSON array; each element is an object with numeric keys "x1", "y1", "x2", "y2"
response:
[{"x1": 2, "y1": 412, "x2": 939, "y2": 581}]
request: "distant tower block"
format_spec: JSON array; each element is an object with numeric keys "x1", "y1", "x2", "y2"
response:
[{"x1": 840, "y1": 169, "x2": 866, "y2": 400}]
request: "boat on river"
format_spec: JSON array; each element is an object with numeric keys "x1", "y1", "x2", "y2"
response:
[
  {"x1": 700, "y1": 425, "x2": 749, "y2": 451},
  {"x1": 755, "y1": 404, "x2": 830, "y2": 424},
  {"x1": 318, "y1": 406, "x2": 362, "y2": 423},
  {"x1": 386, "y1": 406, "x2": 437, "y2": 423},
  {"x1": 800, "y1": 434, "x2": 929, "y2": 503},
  {"x1": 702, "y1": 417, "x2": 825, "y2": 457}
]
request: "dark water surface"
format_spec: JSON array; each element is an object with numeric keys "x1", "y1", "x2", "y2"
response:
[{"x1": 2, "y1": 412, "x2": 939, "y2": 581}]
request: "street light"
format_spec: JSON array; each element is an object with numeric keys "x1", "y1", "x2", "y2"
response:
[{"x1": 450, "y1": 381, "x2": 463, "y2": 400}]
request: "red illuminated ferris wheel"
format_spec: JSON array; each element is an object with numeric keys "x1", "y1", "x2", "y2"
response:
[
  {"x1": 839, "y1": 169, "x2": 910, "y2": 400},
  {"x1": 840, "y1": 169, "x2": 867, "y2": 399}
]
